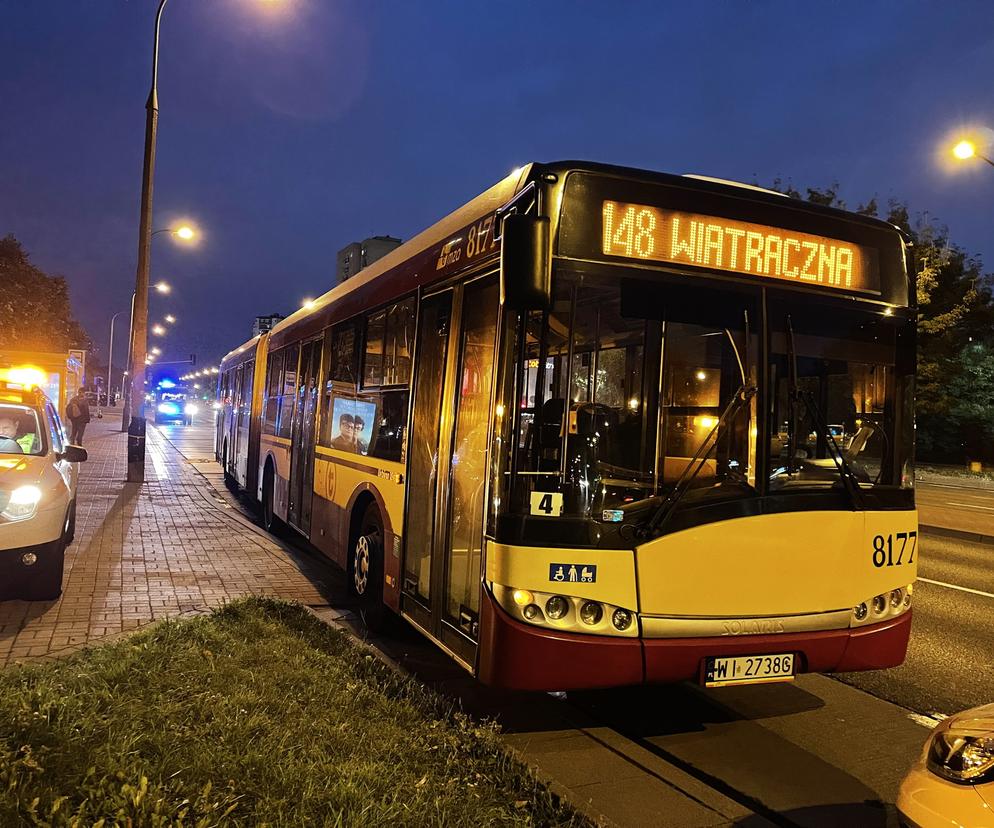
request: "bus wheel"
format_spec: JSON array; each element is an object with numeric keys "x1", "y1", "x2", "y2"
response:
[
  {"x1": 350, "y1": 503, "x2": 387, "y2": 630},
  {"x1": 262, "y1": 464, "x2": 280, "y2": 533}
]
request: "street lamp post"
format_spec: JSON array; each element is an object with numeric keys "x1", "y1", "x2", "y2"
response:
[
  {"x1": 125, "y1": 0, "x2": 169, "y2": 483},
  {"x1": 105, "y1": 307, "x2": 131, "y2": 414}
]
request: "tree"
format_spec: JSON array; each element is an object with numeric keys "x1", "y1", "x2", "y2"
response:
[{"x1": 0, "y1": 235, "x2": 90, "y2": 352}]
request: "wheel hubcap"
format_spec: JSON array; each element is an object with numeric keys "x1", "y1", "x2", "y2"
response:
[{"x1": 354, "y1": 535, "x2": 371, "y2": 595}]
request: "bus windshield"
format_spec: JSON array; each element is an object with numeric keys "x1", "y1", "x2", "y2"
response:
[{"x1": 502, "y1": 270, "x2": 911, "y2": 527}]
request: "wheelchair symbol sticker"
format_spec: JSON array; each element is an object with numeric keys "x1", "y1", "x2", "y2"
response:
[{"x1": 549, "y1": 563, "x2": 597, "y2": 584}]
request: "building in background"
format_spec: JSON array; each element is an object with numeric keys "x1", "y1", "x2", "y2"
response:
[
  {"x1": 252, "y1": 314, "x2": 285, "y2": 338},
  {"x1": 336, "y1": 235, "x2": 402, "y2": 284}
]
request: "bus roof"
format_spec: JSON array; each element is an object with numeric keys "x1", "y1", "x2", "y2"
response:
[{"x1": 240, "y1": 160, "x2": 908, "y2": 358}]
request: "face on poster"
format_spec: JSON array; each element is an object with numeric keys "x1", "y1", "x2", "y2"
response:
[{"x1": 330, "y1": 397, "x2": 376, "y2": 453}]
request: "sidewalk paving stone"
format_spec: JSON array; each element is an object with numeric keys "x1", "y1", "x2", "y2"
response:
[{"x1": 0, "y1": 419, "x2": 331, "y2": 667}]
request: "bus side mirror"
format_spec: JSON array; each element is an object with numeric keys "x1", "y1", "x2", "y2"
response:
[{"x1": 500, "y1": 213, "x2": 551, "y2": 311}]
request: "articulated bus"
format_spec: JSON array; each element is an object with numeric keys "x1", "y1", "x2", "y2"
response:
[{"x1": 217, "y1": 161, "x2": 916, "y2": 691}]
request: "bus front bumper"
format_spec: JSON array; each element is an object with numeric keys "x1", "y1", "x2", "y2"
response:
[{"x1": 477, "y1": 587, "x2": 912, "y2": 691}]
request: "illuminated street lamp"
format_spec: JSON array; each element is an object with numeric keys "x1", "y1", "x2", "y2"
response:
[
  {"x1": 951, "y1": 138, "x2": 994, "y2": 168},
  {"x1": 152, "y1": 324, "x2": 166, "y2": 336},
  {"x1": 164, "y1": 314, "x2": 176, "y2": 323},
  {"x1": 150, "y1": 346, "x2": 162, "y2": 356},
  {"x1": 151, "y1": 224, "x2": 198, "y2": 242}
]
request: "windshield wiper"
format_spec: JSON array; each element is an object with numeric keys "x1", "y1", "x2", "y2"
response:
[
  {"x1": 784, "y1": 316, "x2": 864, "y2": 507},
  {"x1": 639, "y1": 382, "x2": 756, "y2": 539}
]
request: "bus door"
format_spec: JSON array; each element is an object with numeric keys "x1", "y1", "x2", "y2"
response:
[
  {"x1": 403, "y1": 278, "x2": 500, "y2": 667},
  {"x1": 287, "y1": 338, "x2": 321, "y2": 533},
  {"x1": 235, "y1": 360, "x2": 254, "y2": 486},
  {"x1": 229, "y1": 365, "x2": 244, "y2": 476}
]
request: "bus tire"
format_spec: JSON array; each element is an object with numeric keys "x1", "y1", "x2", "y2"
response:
[
  {"x1": 262, "y1": 463, "x2": 281, "y2": 534},
  {"x1": 349, "y1": 502, "x2": 387, "y2": 631}
]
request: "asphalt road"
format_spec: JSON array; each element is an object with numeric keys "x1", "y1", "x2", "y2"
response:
[
  {"x1": 157, "y1": 417, "x2": 994, "y2": 826},
  {"x1": 838, "y1": 532, "x2": 994, "y2": 716},
  {"x1": 917, "y1": 479, "x2": 994, "y2": 537}
]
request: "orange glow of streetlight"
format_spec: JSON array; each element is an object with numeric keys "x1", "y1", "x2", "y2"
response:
[
  {"x1": 174, "y1": 225, "x2": 196, "y2": 241},
  {"x1": 302, "y1": 297, "x2": 315, "y2": 310}
]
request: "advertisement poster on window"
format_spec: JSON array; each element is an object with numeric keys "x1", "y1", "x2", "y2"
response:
[{"x1": 329, "y1": 397, "x2": 376, "y2": 455}]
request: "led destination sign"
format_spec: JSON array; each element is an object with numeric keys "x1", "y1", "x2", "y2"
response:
[{"x1": 601, "y1": 200, "x2": 879, "y2": 293}]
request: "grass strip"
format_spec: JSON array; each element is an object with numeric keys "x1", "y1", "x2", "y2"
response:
[{"x1": 0, "y1": 598, "x2": 589, "y2": 827}]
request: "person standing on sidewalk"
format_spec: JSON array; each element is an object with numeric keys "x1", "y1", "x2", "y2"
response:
[{"x1": 66, "y1": 389, "x2": 91, "y2": 445}]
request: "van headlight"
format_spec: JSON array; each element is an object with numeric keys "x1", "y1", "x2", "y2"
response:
[
  {"x1": 2, "y1": 485, "x2": 42, "y2": 521},
  {"x1": 927, "y1": 725, "x2": 994, "y2": 784}
]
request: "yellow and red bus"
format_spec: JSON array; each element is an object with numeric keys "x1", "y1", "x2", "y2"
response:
[{"x1": 217, "y1": 162, "x2": 916, "y2": 691}]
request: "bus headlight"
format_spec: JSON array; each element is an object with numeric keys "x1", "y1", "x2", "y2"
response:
[
  {"x1": 579, "y1": 601, "x2": 603, "y2": 626},
  {"x1": 612, "y1": 608, "x2": 633, "y2": 631},
  {"x1": 491, "y1": 584, "x2": 637, "y2": 637},
  {"x1": 851, "y1": 584, "x2": 913, "y2": 627},
  {"x1": 523, "y1": 604, "x2": 543, "y2": 622},
  {"x1": 184, "y1": 403, "x2": 199, "y2": 415},
  {"x1": 2, "y1": 485, "x2": 42, "y2": 521},
  {"x1": 545, "y1": 596, "x2": 569, "y2": 620}
]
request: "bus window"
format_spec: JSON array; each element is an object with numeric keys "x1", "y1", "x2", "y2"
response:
[
  {"x1": 767, "y1": 300, "x2": 901, "y2": 489},
  {"x1": 507, "y1": 273, "x2": 757, "y2": 519},
  {"x1": 263, "y1": 350, "x2": 283, "y2": 435},
  {"x1": 320, "y1": 321, "x2": 360, "y2": 447},
  {"x1": 278, "y1": 344, "x2": 298, "y2": 439},
  {"x1": 363, "y1": 311, "x2": 386, "y2": 386},
  {"x1": 384, "y1": 297, "x2": 415, "y2": 386}
]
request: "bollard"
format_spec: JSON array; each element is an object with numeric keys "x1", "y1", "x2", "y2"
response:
[{"x1": 127, "y1": 417, "x2": 146, "y2": 483}]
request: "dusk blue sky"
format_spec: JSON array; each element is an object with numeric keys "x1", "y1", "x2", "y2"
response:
[{"x1": 1, "y1": 1, "x2": 992, "y2": 372}]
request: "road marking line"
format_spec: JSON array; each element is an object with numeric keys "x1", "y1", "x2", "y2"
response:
[
  {"x1": 907, "y1": 712, "x2": 946, "y2": 729},
  {"x1": 918, "y1": 577, "x2": 994, "y2": 599},
  {"x1": 945, "y1": 500, "x2": 994, "y2": 511},
  {"x1": 920, "y1": 481, "x2": 994, "y2": 491}
]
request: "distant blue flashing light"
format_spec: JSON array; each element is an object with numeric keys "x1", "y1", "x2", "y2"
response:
[{"x1": 158, "y1": 378, "x2": 177, "y2": 389}]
